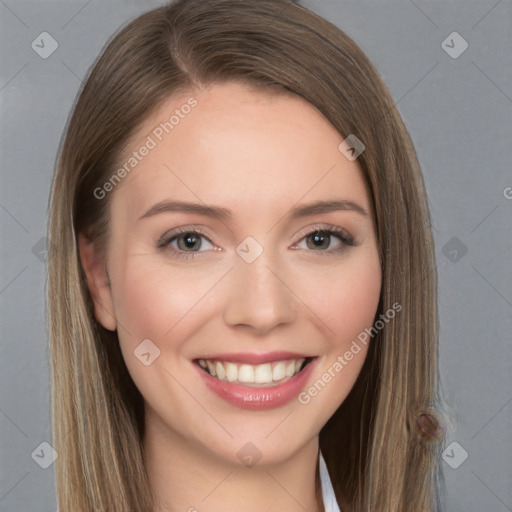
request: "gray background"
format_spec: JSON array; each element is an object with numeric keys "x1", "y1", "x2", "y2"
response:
[{"x1": 1, "y1": 0, "x2": 511, "y2": 511}]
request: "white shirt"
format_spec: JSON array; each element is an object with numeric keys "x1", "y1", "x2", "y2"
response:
[{"x1": 319, "y1": 450, "x2": 342, "y2": 512}]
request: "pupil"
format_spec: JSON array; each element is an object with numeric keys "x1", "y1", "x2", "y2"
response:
[
  {"x1": 180, "y1": 233, "x2": 200, "y2": 250},
  {"x1": 308, "y1": 231, "x2": 329, "y2": 250}
]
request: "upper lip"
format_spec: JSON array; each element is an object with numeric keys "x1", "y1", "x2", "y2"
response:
[{"x1": 194, "y1": 351, "x2": 314, "y2": 365}]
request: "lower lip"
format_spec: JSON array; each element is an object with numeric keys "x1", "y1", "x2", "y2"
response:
[{"x1": 194, "y1": 359, "x2": 317, "y2": 410}]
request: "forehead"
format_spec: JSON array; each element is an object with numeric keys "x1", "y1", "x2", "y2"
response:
[{"x1": 111, "y1": 82, "x2": 371, "y2": 223}]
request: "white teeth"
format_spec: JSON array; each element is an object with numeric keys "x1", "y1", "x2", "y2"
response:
[
  {"x1": 225, "y1": 362, "x2": 238, "y2": 382},
  {"x1": 272, "y1": 362, "x2": 286, "y2": 381},
  {"x1": 197, "y1": 357, "x2": 308, "y2": 385},
  {"x1": 286, "y1": 360, "x2": 297, "y2": 377},
  {"x1": 254, "y1": 363, "x2": 273, "y2": 383},
  {"x1": 238, "y1": 364, "x2": 254, "y2": 383},
  {"x1": 215, "y1": 361, "x2": 226, "y2": 380},
  {"x1": 206, "y1": 360, "x2": 216, "y2": 376}
]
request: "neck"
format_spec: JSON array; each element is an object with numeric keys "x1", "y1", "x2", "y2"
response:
[{"x1": 143, "y1": 409, "x2": 325, "y2": 512}]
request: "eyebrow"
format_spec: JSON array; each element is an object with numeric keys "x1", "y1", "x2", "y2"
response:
[{"x1": 138, "y1": 198, "x2": 369, "y2": 222}]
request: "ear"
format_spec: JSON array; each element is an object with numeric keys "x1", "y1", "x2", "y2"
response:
[{"x1": 78, "y1": 233, "x2": 117, "y2": 331}]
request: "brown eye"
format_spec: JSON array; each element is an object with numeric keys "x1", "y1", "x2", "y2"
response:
[
  {"x1": 175, "y1": 232, "x2": 203, "y2": 251},
  {"x1": 158, "y1": 228, "x2": 215, "y2": 258},
  {"x1": 294, "y1": 226, "x2": 355, "y2": 254},
  {"x1": 305, "y1": 230, "x2": 332, "y2": 250}
]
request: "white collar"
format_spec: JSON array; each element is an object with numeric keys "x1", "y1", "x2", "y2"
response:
[{"x1": 319, "y1": 450, "x2": 342, "y2": 512}]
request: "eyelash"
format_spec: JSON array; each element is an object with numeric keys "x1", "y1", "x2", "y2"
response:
[{"x1": 157, "y1": 224, "x2": 356, "y2": 260}]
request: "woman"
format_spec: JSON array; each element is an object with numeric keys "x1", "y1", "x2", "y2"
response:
[{"x1": 47, "y1": 0, "x2": 448, "y2": 510}]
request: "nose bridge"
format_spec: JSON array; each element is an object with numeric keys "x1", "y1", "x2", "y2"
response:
[{"x1": 222, "y1": 242, "x2": 296, "y2": 333}]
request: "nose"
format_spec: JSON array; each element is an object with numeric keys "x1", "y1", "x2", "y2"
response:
[{"x1": 222, "y1": 251, "x2": 296, "y2": 335}]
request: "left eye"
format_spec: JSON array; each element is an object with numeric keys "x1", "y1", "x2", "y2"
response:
[
  {"x1": 165, "y1": 232, "x2": 214, "y2": 252},
  {"x1": 295, "y1": 229, "x2": 352, "y2": 251}
]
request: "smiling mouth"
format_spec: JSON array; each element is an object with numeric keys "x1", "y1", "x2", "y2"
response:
[{"x1": 194, "y1": 357, "x2": 315, "y2": 387}]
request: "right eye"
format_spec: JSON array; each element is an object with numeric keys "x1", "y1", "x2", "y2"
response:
[{"x1": 158, "y1": 228, "x2": 216, "y2": 259}]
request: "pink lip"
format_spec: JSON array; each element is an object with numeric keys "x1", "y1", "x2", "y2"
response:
[
  {"x1": 194, "y1": 351, "x2": 312, "y2": 364},
  {"x1": 194, "y1": 357, "x2": 318, "y2": 410}
]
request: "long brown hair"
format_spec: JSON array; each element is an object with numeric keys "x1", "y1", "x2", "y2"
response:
[{"x1": 47, "y1": 1, "x2": 449, "y2": 510}]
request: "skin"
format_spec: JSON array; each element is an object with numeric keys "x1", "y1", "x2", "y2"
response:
[{"x1": 79, "y1": 81, "x2": 382, "y2": 512}]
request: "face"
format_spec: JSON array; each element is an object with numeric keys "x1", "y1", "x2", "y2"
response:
[{"x1": 80, "y1": 81, "x2": 381, "y2": 466}]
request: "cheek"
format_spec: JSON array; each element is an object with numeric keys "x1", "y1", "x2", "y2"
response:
[
  {"x1": 111, "y1": 254, "x2": 223, "y2": 346},
  {"x1": 110, "y1": 257, "x2": 214, "y2": 401},
  {"x1": 114, "y1": 266, "x2": 171, "y2": 340},
  {"x1": 294, "y1": 252, "x2": 382, "y2": 346},
  {"x1": 295, "y1": 254, "x2": 381, "y2": 418}
]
